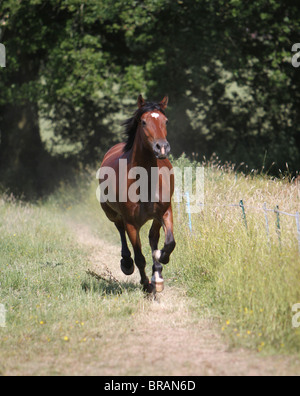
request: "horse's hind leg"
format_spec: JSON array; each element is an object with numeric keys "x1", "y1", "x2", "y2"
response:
[
  {"x1": 125, "y1": 223, "x2": 153, "y2": 293},
  {"x1": 101, "y1": 203, "x2": 134, "y2": 276},
  {"x1": 115, "y1": 222, "x2": 135, "y2": 276},
  {"x1": 149, "y1": 220, "x2": 164, "y2": 292}
]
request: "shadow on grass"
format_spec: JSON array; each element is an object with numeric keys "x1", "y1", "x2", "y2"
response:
[
  {"x1": 81, "y1": 278, "x2": 140, "y2": 296},
  {"x1": 41, "y1": 262, "x2": 64, "y2": 268}
]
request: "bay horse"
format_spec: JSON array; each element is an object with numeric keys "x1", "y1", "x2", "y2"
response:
[{"x1": 99, "y1": 95, "x2": 176, "y2": 293}]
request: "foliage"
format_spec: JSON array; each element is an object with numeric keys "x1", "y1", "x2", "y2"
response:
[{"x1": 0, "y1": 0, "x2": 299, "y2": 197}]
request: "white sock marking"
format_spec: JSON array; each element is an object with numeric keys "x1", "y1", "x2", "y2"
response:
[
  {"x1": 153, "y1": 250, "x2": 161, "y2": 261},
  {"x1": 151, "y1": 271, "x2": 164, "y2": 284}
]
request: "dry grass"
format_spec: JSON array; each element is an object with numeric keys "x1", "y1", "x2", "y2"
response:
[{"x1": 165, "y1": 156, "x2": 300, "y2": 354}]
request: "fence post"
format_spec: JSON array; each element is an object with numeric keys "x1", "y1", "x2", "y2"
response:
[
  {"x1": 275, "y1": 206, "x2": 282, "y2": 249},
  {"x1": 263, "y1": 203, "x2": 270, "y2": 246},
  {"x1": 186, "y1": 192, "x2": 193, "y2": 233},
  {"x1": 296, "y1": 212, "x2": 300, "y2": 254},
  {"x1": 239, "y1": 200, "x2": 248, "y2": 230}
]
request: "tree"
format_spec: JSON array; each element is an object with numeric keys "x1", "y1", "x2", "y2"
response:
[
  {"x1": 0, "y1": 0, "x2": 168, "y2": 197},
  {"x1": 1, "y1": 0, "x2": 299, "y2": 199},
  {"x1": 138, "y1": 0, "x2": 300, "y2": 172},
  {"x1": 0, "y1": 1, "x2": 71, "y2": 196}
]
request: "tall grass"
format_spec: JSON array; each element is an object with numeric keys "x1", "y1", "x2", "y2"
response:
[{"x1": 163, "y1": 156, "x2": 300, "y2": 354}]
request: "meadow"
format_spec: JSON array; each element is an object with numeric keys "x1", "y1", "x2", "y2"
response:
[
  {"x1": 169, "y1": 156, "x2": 300, "y2": 354},
  {"x1": 0, "y1": 156, "x2": 300, "y2": 375},
  {"x1": 0, "y1": 185, "x2": 146, "y2": 375}
]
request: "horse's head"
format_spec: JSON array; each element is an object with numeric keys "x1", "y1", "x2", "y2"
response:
[{"x1": 138, "y1": 95, "x2": 171, "y2": 160}]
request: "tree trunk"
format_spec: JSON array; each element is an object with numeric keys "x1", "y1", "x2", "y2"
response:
[
  {"x1": 0, "y1": 100, "x2": 46, "y2": 197},
  {"x1": 0, "y1": 43, "x2": 47, "y2": 198}
]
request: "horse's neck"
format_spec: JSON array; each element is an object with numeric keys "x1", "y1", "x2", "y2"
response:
[{"x1": 130, "y1": 127, "x2": 157, "y2": 169}]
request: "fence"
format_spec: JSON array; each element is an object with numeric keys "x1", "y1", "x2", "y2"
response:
[{"x1": 182, "y1": 192, "x2": 300, "y2": 255}]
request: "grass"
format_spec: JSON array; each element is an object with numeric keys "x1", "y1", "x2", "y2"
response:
[
  {"x1": 0, "y1": 193, "x2": 145, "y2": 375},
  {"x1": 162, "y1": 156, "x2": 300, "y2": 354},
  {"x1": 51, "y1": 157, "x2": 300, "y2": 355},
  {"x1": 0, "y1": 156, "x2": 300, "y2": 375}
]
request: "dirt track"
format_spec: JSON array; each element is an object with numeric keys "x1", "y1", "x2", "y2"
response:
[{"x1": 72, "y1": 222, "x2": 299, "y2": 376}]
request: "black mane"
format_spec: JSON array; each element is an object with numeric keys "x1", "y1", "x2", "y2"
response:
[{"x1": 123, "y1": 102, "x2": 165, "y2": 153}]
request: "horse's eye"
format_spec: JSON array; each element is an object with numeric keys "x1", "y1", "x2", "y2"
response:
[
  {"x1": 166, "y1": 120, "x2": 169, "y2": 126},
  {"x1": 142, "y1": 120, "x2": 146, "y2": 126}
]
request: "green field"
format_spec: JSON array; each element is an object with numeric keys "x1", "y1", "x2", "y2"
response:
[{"x1": 0, "y1": 158, "x2": 300, "y2": 375}]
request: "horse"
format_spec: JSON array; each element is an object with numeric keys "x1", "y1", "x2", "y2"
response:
[{"x1": 99, "y1": 95, "x2": 176, "y2": 293}]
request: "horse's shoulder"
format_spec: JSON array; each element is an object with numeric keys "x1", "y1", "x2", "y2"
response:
[{"x1": 101, "y1": 143, "x2": 126, "y2": 165}]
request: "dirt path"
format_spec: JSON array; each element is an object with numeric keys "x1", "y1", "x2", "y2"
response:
[{"x1": 72, "y1": 222, "x2": 299, "y2": 376}]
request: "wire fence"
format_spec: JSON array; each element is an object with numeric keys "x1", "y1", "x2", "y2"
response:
[{"x1": 181, "y1": 192, "x2": 300, "y2": 255}]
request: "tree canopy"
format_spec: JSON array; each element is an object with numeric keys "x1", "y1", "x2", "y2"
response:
[{"x1": 0, "y1": 0, "x2": 299, "y2": 196}]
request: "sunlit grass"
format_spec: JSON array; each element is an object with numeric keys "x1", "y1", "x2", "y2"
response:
[
  {"x1": 0, "y1": 196, "x2": 144, "y2": 375},
  {"x1": 163, "y1": 157, "x2": 300, "y2": 354}
]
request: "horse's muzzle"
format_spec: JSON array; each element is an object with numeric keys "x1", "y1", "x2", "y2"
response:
[{"x1": 153, "y1": 140, "x2": 171, "y2": 160}]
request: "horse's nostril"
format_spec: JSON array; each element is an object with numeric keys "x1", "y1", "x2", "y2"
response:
[{"x1": 153, "y1": 141, "x2": 170, "y2": 157}]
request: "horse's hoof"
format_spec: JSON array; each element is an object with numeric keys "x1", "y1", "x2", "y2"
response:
[
  {"x1": 153, "y1": 281, "x2": 164, "y2": 293},
  {"x1": 143, "y1": 282, "x2": 154, "y2": 294},
  {"x1": 120, "y1": 258, "x2": 135, "y2": 276},
  {"x1": 151, "y1": 272, "x2": 164, "y2": 293}
]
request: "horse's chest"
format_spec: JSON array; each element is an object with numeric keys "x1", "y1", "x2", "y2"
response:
[{"x1": 133, "y1": 201, "x2": 167, "y2": 225}]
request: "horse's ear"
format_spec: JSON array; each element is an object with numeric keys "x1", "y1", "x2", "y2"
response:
[
  {"x1": 160, "y1": 96, "x2": 169, "y2": 111},
  {"x1": 137, "y1": 94, "x2": 146, "y2": 109}
]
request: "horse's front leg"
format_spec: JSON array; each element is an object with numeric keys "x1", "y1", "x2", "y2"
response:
[
  {"x1": 149, "y1": 220, "x2": 164, "y2": 292},
  {"x1": 115, "y1": 221, "x2": 135, "y2": 276},
  {"x1": 153, "y1": 206, "x2": 176, "y2": 265},
  {"x1": 125, "y1": 223, "x2": 153, "y2": 293}
]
